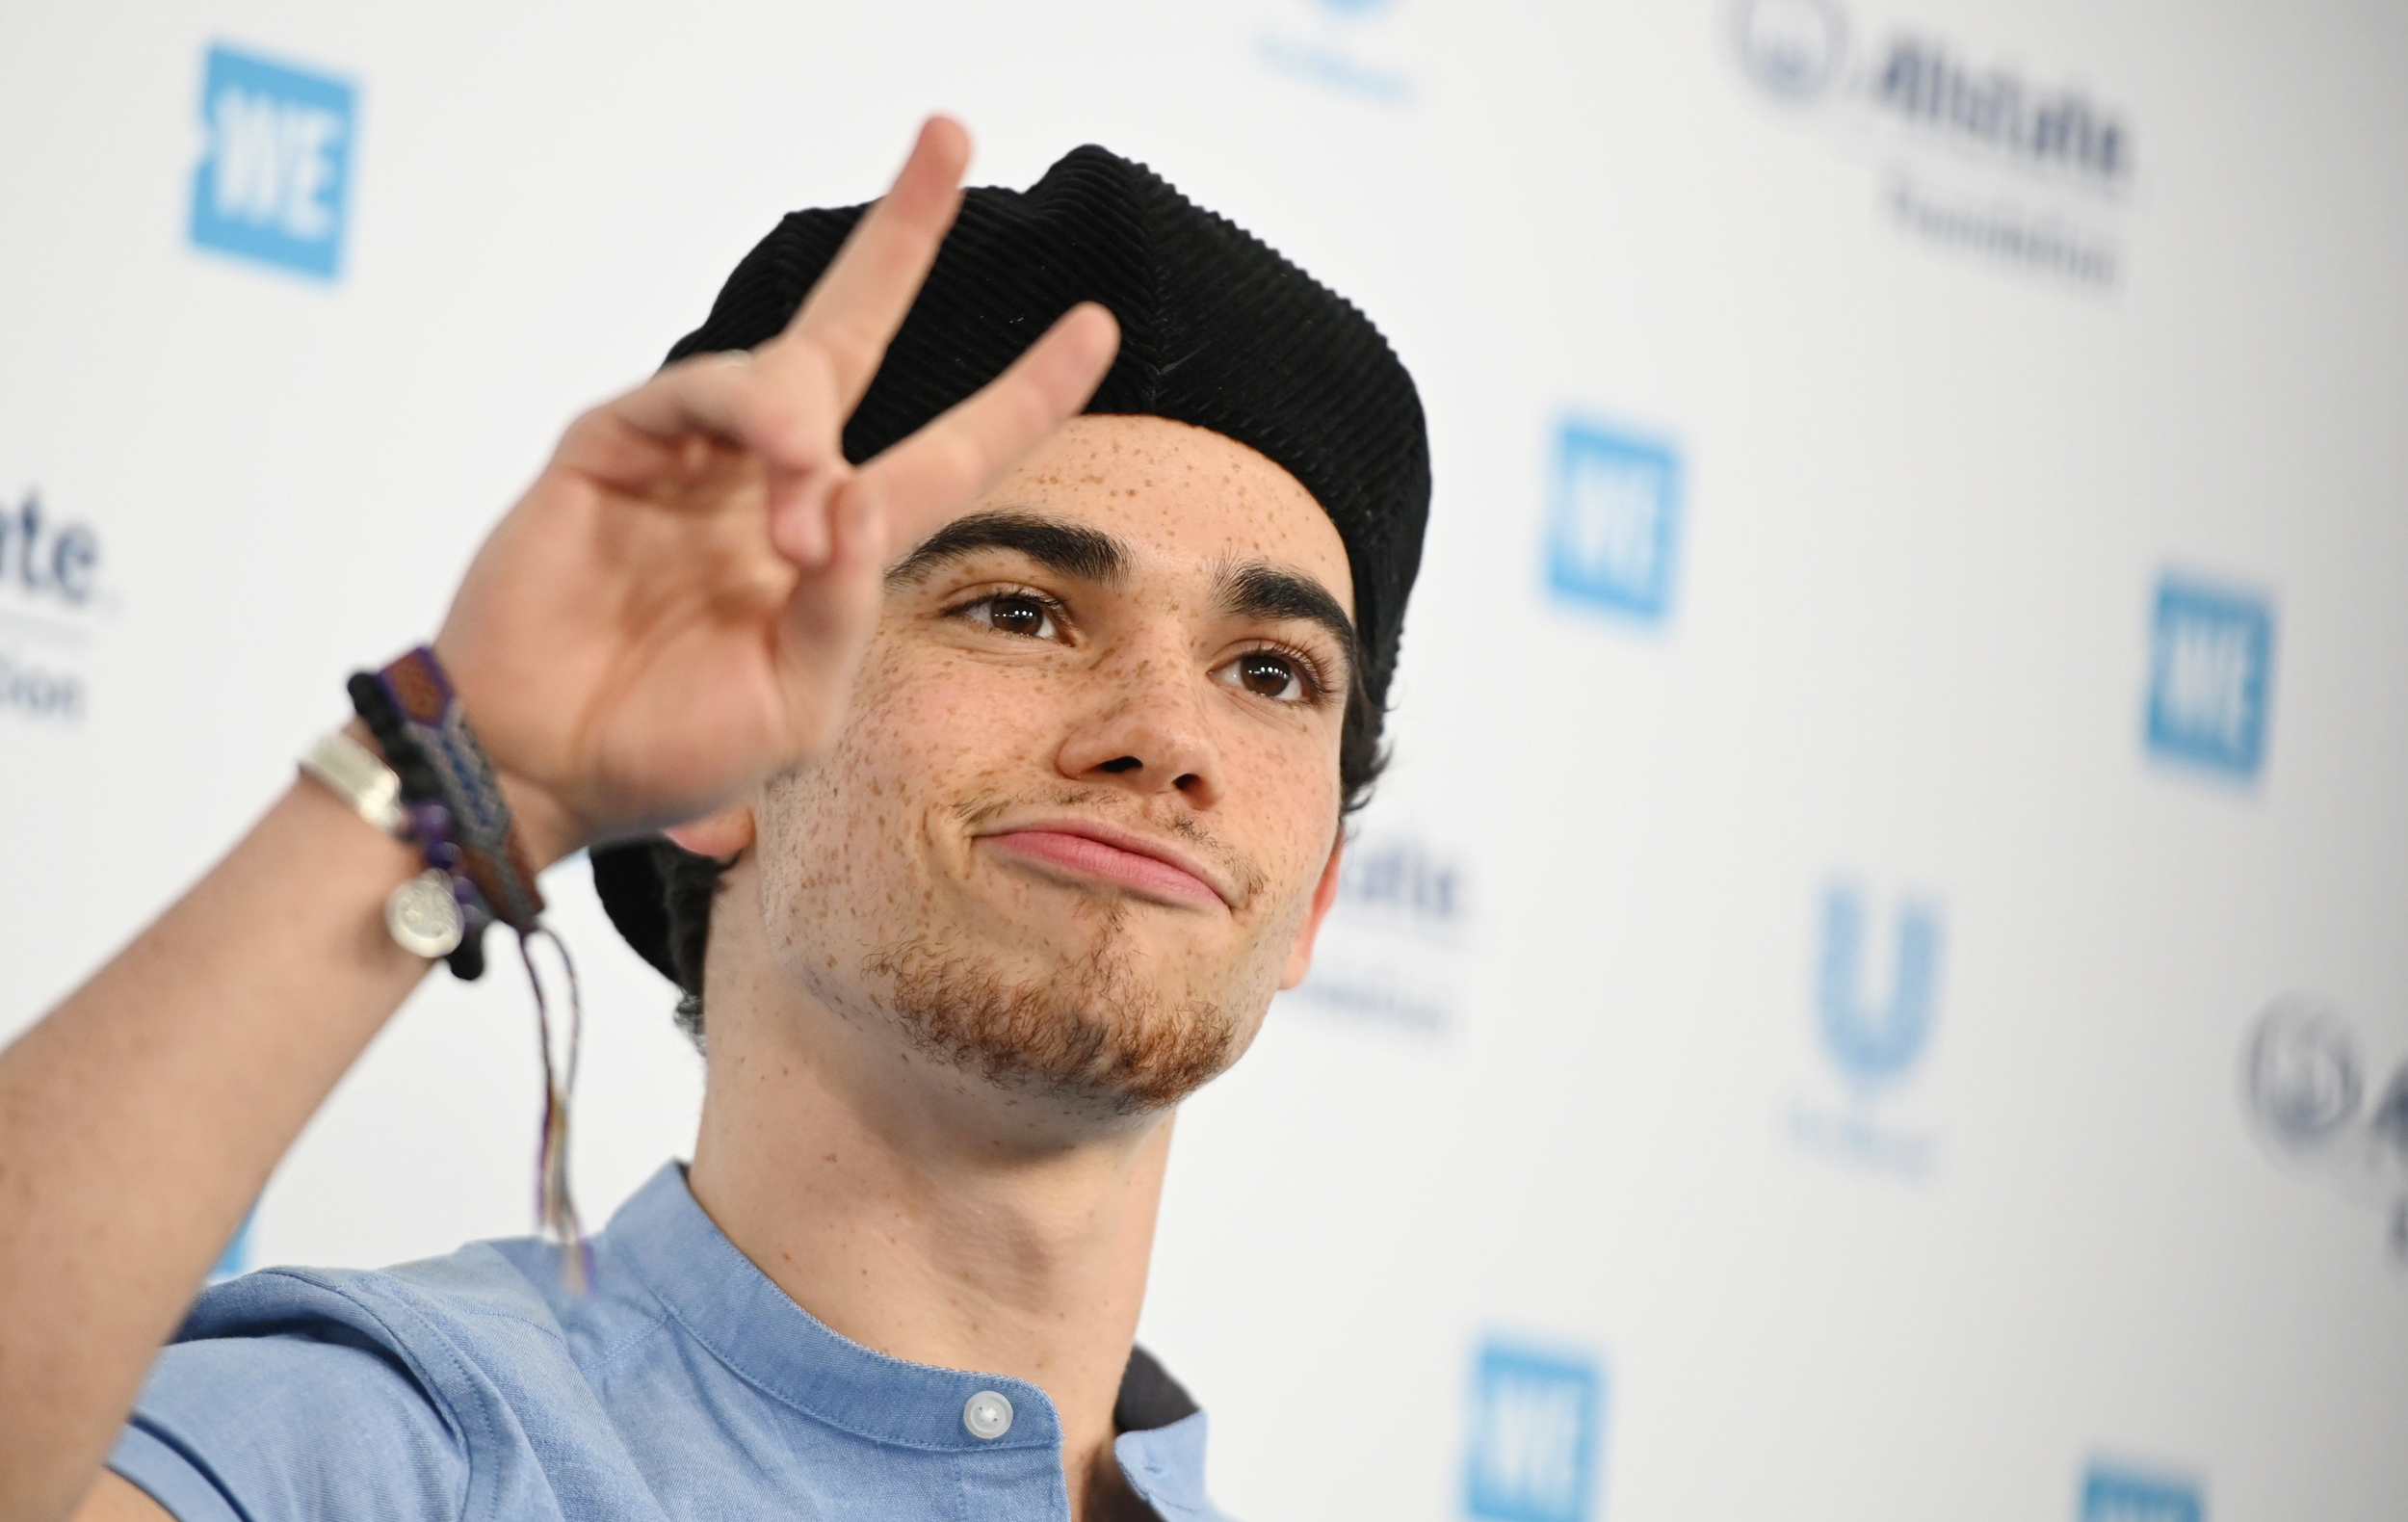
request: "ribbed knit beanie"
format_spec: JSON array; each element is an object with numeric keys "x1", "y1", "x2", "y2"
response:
[{"x1": 593, "y1": 144, "x2": 1429, "y2": 986}]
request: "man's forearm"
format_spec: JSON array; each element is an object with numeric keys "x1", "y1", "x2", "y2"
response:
[{"x1": 0, "y1": 776, "x2": 432, "y2": 1522}]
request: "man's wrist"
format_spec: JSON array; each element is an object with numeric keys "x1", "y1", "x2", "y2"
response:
[{"x1": 490, "y1": 769, "x2": 581, "y2": 876}]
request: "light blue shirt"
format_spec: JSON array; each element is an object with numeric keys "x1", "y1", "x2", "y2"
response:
[{"x1": 109, "y1": 1163, "x2": 1225, "y2": 1521}]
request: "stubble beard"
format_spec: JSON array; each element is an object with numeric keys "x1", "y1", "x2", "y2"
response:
[{"x1": 863, "y1": 900, "x2": 1245, "y2": 1116}]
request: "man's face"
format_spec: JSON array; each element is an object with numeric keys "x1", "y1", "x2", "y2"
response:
[{"x1": 746, "y1": 414, "x2": 1353, "y2": 1115}]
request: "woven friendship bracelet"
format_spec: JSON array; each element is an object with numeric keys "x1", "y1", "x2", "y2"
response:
[
  {"x1": 348, "y1": 647, "x2": 546, "y2": 977},
  {"x1": 342, "y1": 644, "x2": 590, "y2": 1288}
]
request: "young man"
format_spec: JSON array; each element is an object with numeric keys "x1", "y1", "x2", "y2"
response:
[{"x1": 0, "y1": 118, "x2": 1428, "y2": 1522}]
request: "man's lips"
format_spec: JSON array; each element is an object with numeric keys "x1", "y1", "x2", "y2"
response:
[{"x1": 978, "y1": 823, "x2": 1231, "y2": 908}]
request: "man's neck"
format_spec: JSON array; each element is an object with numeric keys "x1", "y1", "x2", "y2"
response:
[{"x1": 685, "y1": 942, "x2": 1171, "y2": 1521}]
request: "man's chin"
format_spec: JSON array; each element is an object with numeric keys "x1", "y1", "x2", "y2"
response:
[{"x1": 862, "y1": 933, "x2": 1245, "y2": 1115}]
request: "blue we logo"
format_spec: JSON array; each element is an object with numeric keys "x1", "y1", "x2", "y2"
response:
[
  {"x1": 1464, "y1": 1340, "x2": 1606, "y2": 1522},
  {"x1": 190, "y1": 44, "x2": 358, "y2": 279},
  {"x1": 1545, "y1": 418, "x2": 1681, "y2": 623},
  {"x1": 2081, "y1": 1463, "x2": 2202, "y2": 1522},
  {"x1": 2144, "y1": 575, "x2": 2274, "y2": 781}
]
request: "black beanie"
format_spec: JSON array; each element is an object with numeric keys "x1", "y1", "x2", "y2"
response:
[{"x1": 592, "y1": 144, "x2": 1430, "y2": 986}]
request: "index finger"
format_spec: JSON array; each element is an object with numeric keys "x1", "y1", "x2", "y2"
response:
[{"x1": 758, "y1": 117, "x2": 970, "y2": 416}]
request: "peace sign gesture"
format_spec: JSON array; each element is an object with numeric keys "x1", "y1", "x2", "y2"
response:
[{"x1": 432, "y1": 118, "x2": 1120, "y2": 866}]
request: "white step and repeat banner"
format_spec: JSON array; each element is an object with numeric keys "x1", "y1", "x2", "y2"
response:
[{"x1": 4, "y1": 1, "x2": 2405, "y2": 1518}]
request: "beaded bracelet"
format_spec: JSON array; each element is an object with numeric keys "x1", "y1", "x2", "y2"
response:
[{"x1": 344, "y1": 645, "x2": 590, "y2": 1286}]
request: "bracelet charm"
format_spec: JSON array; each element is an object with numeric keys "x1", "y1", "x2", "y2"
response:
[{"x1": 386, "y1": 870, "x2": 467, "y2": 958}]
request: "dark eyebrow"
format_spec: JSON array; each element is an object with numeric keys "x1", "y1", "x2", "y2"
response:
[
  {"x1": 886, "y1": 510, "x2": 1128, "y2": 588},
  {"x1": 1217, "y1": 562, "x2": 1359, "y2": 684}
]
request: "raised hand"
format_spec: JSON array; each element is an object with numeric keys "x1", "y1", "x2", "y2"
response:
[{"x1": 433, "y1": 118, "x2": 1120, "y2": 865}]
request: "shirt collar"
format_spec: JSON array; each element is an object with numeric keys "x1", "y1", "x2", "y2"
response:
[
  {"x1": 598, "y1": 1164, "x2": 1225, "y2": 1520},
  {"x1": 603, "y1": 1161, "x2": 1067, "y2": 1455}
]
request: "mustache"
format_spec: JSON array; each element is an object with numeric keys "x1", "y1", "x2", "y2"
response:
[{"x1": 950, "y1": 786, "x2": 1269, "y2": 905}]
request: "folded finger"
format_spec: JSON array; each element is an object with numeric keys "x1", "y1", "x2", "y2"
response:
[
  {"x1": 760, "y1": 117, "x2": 971, "y2": 417},
  {"x1": 609, "y1": 352, "x2": 832, "y2": 472},
  {"x1": 857, "y1": 302, "x2": 1120, "y2": 553}
]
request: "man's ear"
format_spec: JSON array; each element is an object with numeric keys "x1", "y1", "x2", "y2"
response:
[
  {"x1": 1277, "y1": 833, "x2": 1346, "y2": 991},
  {"x1": 664, "y1": 802, "x2": 755, "y2": 858}
]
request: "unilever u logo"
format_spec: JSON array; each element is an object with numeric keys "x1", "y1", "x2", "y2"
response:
[
  {"x1": 1817, "y1": 884, "x2": 1943, "y2": 1087},
  {"x1": 190, "y1": 44, "x2": 357, "y2": 279}
]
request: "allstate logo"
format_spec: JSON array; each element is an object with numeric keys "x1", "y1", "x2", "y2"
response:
[
  {"x1": 0, "y1": 490, "x2": 100, "y2": 609},
  {"x1": 1341, "y1": 835, "x2": 1464, "y2": 925},
  {"x1": 2239, "y1": 994, "x2": 2408, "y2": 1260},
  {"x1": 0, "y1": 486, "x2": 104, "y2": 723},
  {"x1": 2243, "y1": 993, "x2": 2361, "y2": 1153},
  {"x1": 1817, "y1": 883, "x2": 1942, "y2": 1087},
  {"x1": 1291, "y1": 829, "x2": 1468, "y2": 1033},
  {"x1": 1726, "y1": 1, "x2": 2131, "y2": 290},
  {"x1": 1730, "y1": 0, "x2": 1849, "y2": 101}
]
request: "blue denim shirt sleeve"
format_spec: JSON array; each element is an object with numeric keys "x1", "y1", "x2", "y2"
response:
[{"x1": 106, "y1": 1272, "x2": 468, "y2": 1522}]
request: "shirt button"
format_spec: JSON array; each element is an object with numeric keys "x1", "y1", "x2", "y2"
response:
[{"x1": 962, "y1": 1390, "x2": 1013, "y2": 1441}]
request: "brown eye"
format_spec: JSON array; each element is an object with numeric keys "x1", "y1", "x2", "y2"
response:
[
  {"x1": 1230, "y1": 651, "x2": 1304, "y2": 701},
  {"x1": 971, "y1": 593, "x2": 1060, "y2": 641}
]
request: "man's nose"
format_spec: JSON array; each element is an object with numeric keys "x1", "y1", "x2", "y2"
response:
[{"x1": 1053, "y1": 653, "x2": 1223, "y2": 808}]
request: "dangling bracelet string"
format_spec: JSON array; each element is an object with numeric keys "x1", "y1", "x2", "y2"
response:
[
  {"x1": 347, "y1": 646, "x2": 591, "y2": 1289},
  {"x1": 520, "y1": 926, "x2": 594, "y2": 1288}
]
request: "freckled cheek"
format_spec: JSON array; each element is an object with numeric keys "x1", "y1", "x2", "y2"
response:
[
  {"x1": 1220, "y1": 726, "x2": 1345, "y2": 887},
  {"x1": 847, "y1": 648, "x2": 1079, "y2": 782},
  {"x1": 791, "y1": 646, "x2": 1082, "y2": 883}
]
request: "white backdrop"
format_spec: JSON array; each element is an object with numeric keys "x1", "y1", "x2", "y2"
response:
[{"x1": 5, "y1": 1, "x2": 2407, "y2": 1518}]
